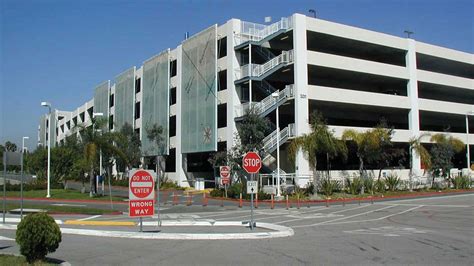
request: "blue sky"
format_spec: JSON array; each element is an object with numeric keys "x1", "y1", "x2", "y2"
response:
[{"x1": 1, "y1": 0, "x2": 473, "y2": 151}]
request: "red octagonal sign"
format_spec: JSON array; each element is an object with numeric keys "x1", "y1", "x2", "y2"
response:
[{"x1": 242, "y1": 152, "x2": 262, "y2": 174}]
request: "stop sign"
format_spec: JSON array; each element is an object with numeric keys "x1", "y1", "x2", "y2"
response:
[
  {"x1": 129, "y1": 170, "x2": 155, "y2": 199},
  {"x1": 242, "y1": 152, "x2": 262, "y2": 174}
]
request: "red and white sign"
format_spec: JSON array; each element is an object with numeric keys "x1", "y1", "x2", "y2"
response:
[
  {"x1": 220, "y1": 166, "x2": 231, "y2": 185},
  {"x1": 129, "y1": 169, "x2": 155, "y2": 217},
  {"x1": 242, "y1": 152, "x2": 262, "y2": 174}
]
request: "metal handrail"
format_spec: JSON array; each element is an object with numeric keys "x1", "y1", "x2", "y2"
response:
[
  {"x1": 263, "y1": 123, "x2": 295, "y2": 153},
  {"x1": 234, "y1": 85, "x2": 294, "y2": 117},
  {"x1": 238, "y1": 17, "x2": 293, "y2": 44},
  {"x1": 238, "y1": 50, "x2": 294, "y2": 80}
]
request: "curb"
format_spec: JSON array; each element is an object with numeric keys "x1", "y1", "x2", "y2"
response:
[
  {"x1": 0, "y1": 221, "x2": 294, "y2": 240},
  {"x1": 207, "y1": 189, "x2": 474, "y2": 205},
  {"x1": 5, "y1": 196, "x2": 128, "y2": 205}
]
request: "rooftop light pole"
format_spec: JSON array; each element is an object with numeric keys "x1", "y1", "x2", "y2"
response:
[
  {"x1": 41, "y1": 101, "x2": 52, "y2": 198},
  {"x1": 404, "y1": 30, "x2": 414, "y2": 38},
  {"x1": 20, "y1": 136, "x2": 29, "y2": 219}
]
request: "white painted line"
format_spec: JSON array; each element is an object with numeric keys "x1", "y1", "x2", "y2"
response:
[
  {"x1": 274, "y1": 204, "x2": 372, "y2": 225},
  {"x1": 386, "y1": 193, "x2": 473, "y2": 204},
  {"x1": 377, "y1": 203, "x2": 471, "y2": 208},
  {"x1": 3, "y1": 217, "x2": 63, "y2": 225},
  {"x1": 77, "y1": 215, "x2": 102, "y2": 221},
  {"x1": 52, "y1": 204, "x2": 87, "y2": 207},
  {"x1": 293, "y1": 205, "x2": 396, "y2": 228},
  {"x1": 0, "y1": 222, "x2": 294, "y2": 240},
  {"x1": 0, "y1": 236, "x2": 15, "y2": 241},
  {"x1": 293, "y1": 205, "x2": 423, "y2": 228}
]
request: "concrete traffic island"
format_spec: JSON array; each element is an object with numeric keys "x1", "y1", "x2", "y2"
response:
[{"x1": 0, "y1": 219, "x2": 294, "y2": 240}]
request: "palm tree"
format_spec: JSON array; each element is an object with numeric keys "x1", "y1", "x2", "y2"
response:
[
  {"x1": 408, "y1": 133, "x2": 432, "y2": 175},
  {"x1": 342, "y1": 123, "x2": 394, "y2": 193},
  {"x1": 75, "y1": 118, "x2": 126, "y2": 197},
  {"x1": 288, "y1": 112, "x2": 347, "y2": 196}
]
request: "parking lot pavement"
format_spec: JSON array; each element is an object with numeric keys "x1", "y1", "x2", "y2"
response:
[{"x1": 1, "y1": 193, "x2": 472, "y2": 265}]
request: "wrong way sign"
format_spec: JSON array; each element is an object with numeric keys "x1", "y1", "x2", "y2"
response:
[{"x1": 129, "y1": 169, "x2": 155, "y2": 217}]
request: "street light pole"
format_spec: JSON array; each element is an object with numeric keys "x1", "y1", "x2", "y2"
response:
[
  {"x1": 466, "y1": 111, "x2": 474, "y2": 169},
  {"x1": 272, "y1": 92, "x2": 281, "y2": 197},
  {"x1": 21, "y1": 136, "x2": 29, "y2": 219},
  {"x1": 41, "y1": 102, "x2": 52, "y2": 198},
  {"x1": 93, "y1": 112, "x2": 104, "y2": 196}
]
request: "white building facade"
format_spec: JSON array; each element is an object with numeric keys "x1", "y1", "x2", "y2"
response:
[{"x1": 38, "y1": 14, "x2": 474, "y2": 187}]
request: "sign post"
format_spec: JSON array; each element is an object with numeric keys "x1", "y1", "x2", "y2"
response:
[
  {"x1": 220, "y1": 166, "x2": 230, "y2": 198},
  {"x1": 129, "y1": 169, "x2": 155, "y2": 232},
  {"x1": 242, "y1": 152, "x2": 261, "y2": 230}
]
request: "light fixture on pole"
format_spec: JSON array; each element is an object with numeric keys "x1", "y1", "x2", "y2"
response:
[
  {"x1": 92, "y1": 112, "x2": 104, "y2": 196},
  {"x1": 271, "y1": 92, "x2": 281, "y2": 197},
  {"x1": 466, "y1": 111, "x2": 474, "y2": 169},
  {"x1": 404, "y1": 30, "x2": 414, "y2": 38},
  {"x1": 308, "y1": 9, "x2": 316, "y2": 18},
  {"x1": 41, "y1": 101, "x2": 52, "y2": 198}
]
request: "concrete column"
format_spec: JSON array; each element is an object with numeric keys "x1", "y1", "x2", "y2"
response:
[
  {"x1": 292, "y1": 14, "x2": 311, "y2": 187},
  {"x1": 406, "y1": 39, "x2": 422, "y2": 175},
  {"x1": 175, "y1": 45, "x2": 189, "y2": 187},
  {"x1": 226, "y1": 19, "x2": 241, "y2": 151}
]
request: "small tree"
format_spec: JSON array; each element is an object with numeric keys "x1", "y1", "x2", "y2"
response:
[
  {"x1": 429, "y1": 134, "x2": 464, "y2": 187},
  {"x1": 116, "y1": 123, "x2": 142, "y2": 177},
  {"x1": 288, "y1": 112, "x2": 347, "y2": 195},
  {"x1": 16, "y1": 213, "x2": 62, "y2": 263},
  {"x1": 146, "y1": 123, "x2": 166, "y2": 183}
]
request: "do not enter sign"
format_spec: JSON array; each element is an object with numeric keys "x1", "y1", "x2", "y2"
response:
[
  {"x1": 129, "y1": 169, "x2": 155, "y2": 217},
  {"x1": 242, "y1": 152, "x2": 262, "y2": 174}
]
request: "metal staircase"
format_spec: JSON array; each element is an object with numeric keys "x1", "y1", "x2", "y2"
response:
[
  {"x1": 236, "y1": 50, "x2": 293, "y2": 82},
  {"x1": 262, "y1": 123, "x2": 295, "y2": 154},
  {"x1": 235, "y1": 17, "x2": 293, "y2": 48},
  {"x1": 234, "y1": 85, "x2": 294, "y2": 119},
  {"x1": 255, "y1": 46, "x2": 276, "y2": 61}
]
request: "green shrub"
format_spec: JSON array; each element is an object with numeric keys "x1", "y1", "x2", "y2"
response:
[
  {"x1": 385, "y1": 174, "x2": 400, "y2": 191},
  {"x1": 5, "y1": 180, "x2": 63, "y2": 191},
  {"x1": 363, "y1": 177, "x2": 375, "y2": 194},
  {"x1": 452, "y1": 176, "x2": 470, "y2": 189},
  {"x1": 320, "y1": 177, "x2": 340, "y2": 197},
  {"x1": 346, "y1": 177, "x2": 363, "y2": 195},
  {"x1": 375, "y1": 179, "x2": 386, "y2": 193},
  {"x1": 210, "y1": 189, "x2": 224, "y2": 197},
  {"x1": 16, "y1": 213, "x2": 62, "y2": 264}
]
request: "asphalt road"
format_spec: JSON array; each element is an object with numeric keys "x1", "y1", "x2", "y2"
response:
[{"x1": 1, "y1": 193, "x2": 473, "y2": 265}]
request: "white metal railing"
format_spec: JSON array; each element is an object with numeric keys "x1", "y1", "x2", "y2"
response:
[
  {"x1": 238, "y1": 17, "x2": 293, "y2": 45},
  {"x1": 237, "y1": 50, "x2": 294, "y2": 80},
  {"x1": 234, "y1": 85, "x2": 294, "y2": 117},
  {"x1": 263, "y1": 123, "x2": 295, "y2": 153}
]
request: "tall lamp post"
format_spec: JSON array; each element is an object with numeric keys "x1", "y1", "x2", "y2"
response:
[
  {"x1": 21, "y1": 136, "x2": 29, "y2": 219},
  {"x1": 271, "y1": 92, "x2": 281, "y2": 197},
  {"x1": 466, "y1": 111, "x2": 474, "y2": 169},
  {"x1": 93, "y1": 112, "x2": 104, "y2": 196},
  {"x1": 41, "y1": 101, "x2": 52, "y2": 198}
]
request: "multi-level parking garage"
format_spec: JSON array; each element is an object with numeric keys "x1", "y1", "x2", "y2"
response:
[{"x1": 38, "y1": 13, "x2": 474, "y2": 187}]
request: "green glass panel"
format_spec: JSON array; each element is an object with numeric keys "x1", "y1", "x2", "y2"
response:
[
  {"x1": 93, "y1": 81, "x2": 110, "y2": 132},
  {"x1": 114, "y1": 67, "x2": 135, "y2": 130},
  {"x1": 181, "y1": 25, "x2": 217, "y2": 153},
  {"x1": 142, "y1": 50, "x2": 170, "y2": 156}
]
